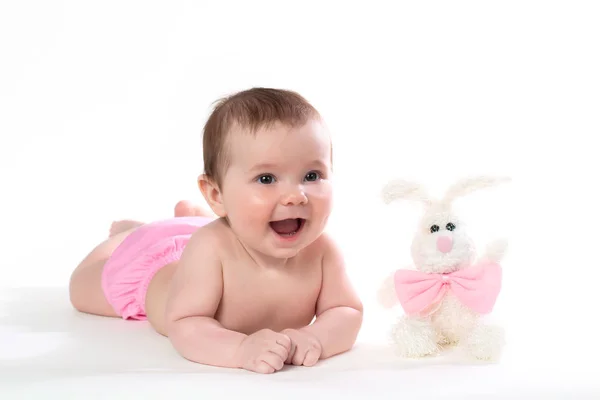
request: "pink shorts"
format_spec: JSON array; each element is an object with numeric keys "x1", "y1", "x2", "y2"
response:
[{"x1": 101, "y1": 216, "x2": 214, "y2": 320}]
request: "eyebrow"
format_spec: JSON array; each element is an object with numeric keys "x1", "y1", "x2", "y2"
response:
[
  {"x1": 249, "y1": 163, "x2": 278, "y2": 173},
  {"x1": 249, "y1": 160, "x2": 329, "y2": 173}
]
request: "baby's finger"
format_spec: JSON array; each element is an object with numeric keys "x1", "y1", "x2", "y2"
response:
[
  {"x1": 285, "y1": 341, "x2": 297, "y2": 364},
  {"x1": 269, "y1": 341, "x2": 289, "y2": 362},
  {"x1": 292, "y1": 345, "x2": 309, "y2": 366},
  {"x1": 261, "y1": 351, "x2": 285, "y2": 371},
  {"x1": 254, "y1": 360, "x2": 275, "y2": 374},
  {"x1": 276, "y1": 334, "x2": 292, "y2": 352},
  {"x1": 303, "y1": 348, "x2": 320, "y2": 367}
]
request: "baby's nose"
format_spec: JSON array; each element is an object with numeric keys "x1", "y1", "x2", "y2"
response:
[
  {"x1": 282, "y1": 189, "x2": 308, "y2": 205},
  {"x1": 436, "y1": 236, "x2": 453, "y2": 253}
]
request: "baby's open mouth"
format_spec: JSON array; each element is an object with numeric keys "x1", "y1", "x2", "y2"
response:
[{"x1": 269, "y1": 218, "x2": 306, "y2": 237}]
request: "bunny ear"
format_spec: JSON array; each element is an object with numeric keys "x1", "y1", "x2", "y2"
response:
[
  {"x1": 441, "y1": 176, "x2": 511, "y2": 204},
  {"x1": 381, "y1": 179, "x2": 433, "y2": 205}
]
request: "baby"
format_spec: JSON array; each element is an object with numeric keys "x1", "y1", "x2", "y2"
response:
[{"x1": 69, "y1": 87, "x2": 363, "y2": 374}]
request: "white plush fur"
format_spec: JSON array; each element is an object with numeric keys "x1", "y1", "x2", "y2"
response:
[{"x1": 379, "y1": 176, "x2": 509, "y2": 361}]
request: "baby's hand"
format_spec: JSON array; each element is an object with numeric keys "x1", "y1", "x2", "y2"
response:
[
  {"x1": 235, "y1": 329, "x2": 291, "y2": 374},
  {"x1": 281, "y1": 328, "x2": 323, "y2": 367}
]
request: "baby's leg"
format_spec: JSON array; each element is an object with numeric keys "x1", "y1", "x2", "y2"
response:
[
  {"x1": 107, "y1": 200, "x2": 211, "y2": 238},
  {"x1": 70, "y1": 200, "x2": 210, "y2": 319},
  {"x1": 109, "y1": 220, "x2": 144, "y2": 237},
  {"x1": 69, "y1": 226, "x2": 140, "y2": 317},
  {"x1": 174, "y1": 200, "x2": 213, "y2": 217}
]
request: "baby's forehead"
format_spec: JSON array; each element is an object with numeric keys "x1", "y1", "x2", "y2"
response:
[
  {"x1": 230, "y1": 119, "x2": 328, "y2": 146},
  {"x1": 225, "y1": 120, "x2": 331, "y2": 166},
  {"x1": 228, "y1": 119, "x2": 305, "y2": 137}
]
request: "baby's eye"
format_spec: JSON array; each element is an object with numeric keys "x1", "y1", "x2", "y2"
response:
[
  {"x1": 257, "y1": 174, "x2": 275, "y2": 184},
  {"x1": 304, "y1": 171, "x2": 320, "y2": 182}
]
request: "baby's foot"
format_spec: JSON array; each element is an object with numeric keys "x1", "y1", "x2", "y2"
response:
[
  {"x1": 174, "y1": 200, "x2": 213, "y2": 218},
  {"x1": 109, "y1": 220, "x2": 144, "y2": 237}
]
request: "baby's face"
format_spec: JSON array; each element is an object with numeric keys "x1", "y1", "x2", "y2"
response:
[{"x1": 220, "y1": 119, "x2": 333, "y2": 259}]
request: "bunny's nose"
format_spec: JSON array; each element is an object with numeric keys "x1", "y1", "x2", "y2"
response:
[{"x1": 436, "y1": 236, "x2": 453, "y2": 253}]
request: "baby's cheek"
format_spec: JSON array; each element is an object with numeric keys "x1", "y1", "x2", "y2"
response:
[
  {"x1": 309, "y1": 186, "x2": 333, "y2": 214},
  {"x1": 232, "y1": 193, "x2": 272, "y2": 224},
  {"x1": 307, "y1": 183, "x2": 332, "y2": 201}
]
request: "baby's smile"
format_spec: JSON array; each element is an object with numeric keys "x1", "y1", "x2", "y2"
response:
[{"x1": 269, "y1": 218, "x2": 306, "y2": 240}]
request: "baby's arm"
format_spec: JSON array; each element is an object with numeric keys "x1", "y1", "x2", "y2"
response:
[
  {"x1": 164, "y1": 229, "x2": 245, "y2": 367},
  {"x1": 165, "y1": 228, "x2": 291, "y2": 373},
  {"x1": 300, "y1": 236, "x2": 363, "y2": 359}
]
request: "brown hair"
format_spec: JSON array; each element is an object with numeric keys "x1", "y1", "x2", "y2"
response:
[{"x1": 202, "y1": 87, "x2": 322, "y2": 187}]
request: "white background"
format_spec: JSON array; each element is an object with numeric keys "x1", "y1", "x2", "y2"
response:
[{"x1": 1, "y1": 1, "x2": 599, "y2": 395}]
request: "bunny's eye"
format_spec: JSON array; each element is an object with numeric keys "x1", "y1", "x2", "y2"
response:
[
  {"x1": 446, "y1": 222, "x2": 456, "y2": 231},
  {"x1": 430, "y1": 225, "x2": 440, "y2": 233}
]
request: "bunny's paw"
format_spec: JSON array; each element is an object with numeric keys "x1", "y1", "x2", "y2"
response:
[
  {"x1": 463, "y1": 323, "x2": 505, "y2": 361},
  {"x1": 390, "y1": 316, "x2": 440, "y2": 358}
]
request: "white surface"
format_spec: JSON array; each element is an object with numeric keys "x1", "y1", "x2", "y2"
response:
[
  {"x1": 1, "y1": 287, "x2": 598, "y2": 399},
  {"x1": 1, "y1": 1, "x2": 600, "y2": 398}
]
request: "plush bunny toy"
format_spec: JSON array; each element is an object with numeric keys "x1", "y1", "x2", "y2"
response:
[{"x1": 377, "y1": 176, "x2": 510, "y2": 361}]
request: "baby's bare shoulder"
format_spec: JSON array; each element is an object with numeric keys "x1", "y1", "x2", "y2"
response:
[
  {"x1": 187, "y1": 218, "x2": 232, "y2": 252},
  {"x1": 309, "y1": 232, "x2": 340, "y2": 259},
  {"x1": 308, "y1": 232, "x2": 351, "y2": 276}
]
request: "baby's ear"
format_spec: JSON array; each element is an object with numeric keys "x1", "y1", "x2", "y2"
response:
[{"x1": 198, "y1": 174, "x2": 226, "y2": 217}]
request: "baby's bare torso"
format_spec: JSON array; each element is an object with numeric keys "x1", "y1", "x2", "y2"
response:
[
  {"x1": 148, "y1": 220, "x2": 325, "y2": 336},
  {"x1": 148, "y1": 221, "x2": 325, "y2": 336},
  {"x1": 217, "y1": 256, "x2": 321, "y2": 334},
  {"x1": 214, "y1": 229, "x2": 323, "y2": 334}
]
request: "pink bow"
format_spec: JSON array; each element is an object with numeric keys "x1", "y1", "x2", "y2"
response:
[{"x1": 393, "y1": 260, "x2": 502, "y2": 317}]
